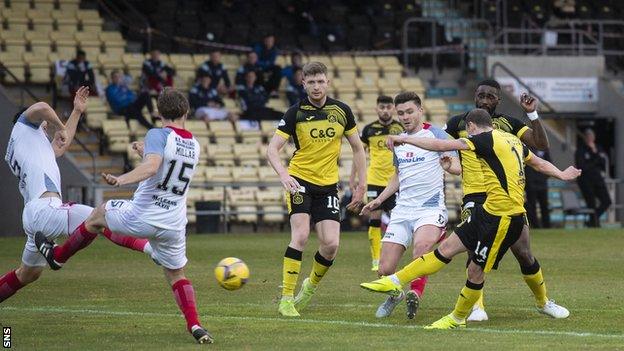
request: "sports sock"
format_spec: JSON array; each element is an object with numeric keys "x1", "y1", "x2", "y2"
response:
[
  {"x1": 54, "y1": 222, "x2": 98, "y2": 263},
  {"x1": 0, "y1": 270, "x2": 25, "y2": 303},
  {"x1": 282, "y1": 246, "x2": 302, "y2": 297},
  {"x1": 395, "y1": 249, "x2": 450, "y2": 285},
  {"x1": 452, "y1": 280, "x2": 484, "y2": 320},
  {"x1": 409, "y1": 276, "x2": 429, "y2": 297},
  {"x1": 368, "y1": 219, "x2": 382, "y2": 263},
  {"x1": 521, "y1": 259, "x2": 548, "y2": 307},
  {"x1": 171, "y1": 278, "x2": 201, "y2": 332},
  {"x1": 475, "y1": 290, "x2": 485, "y2": 309},
  {"x1": 102, "y1": 228, "x2": 150, "y2": 253},
  {"x1": 309, "y1": 251, "x2": 333, "y2": 286}
]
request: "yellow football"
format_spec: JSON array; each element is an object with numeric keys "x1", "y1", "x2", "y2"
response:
[{"x1": 214, "y1": 257, "x2": 250, "y2": 290}]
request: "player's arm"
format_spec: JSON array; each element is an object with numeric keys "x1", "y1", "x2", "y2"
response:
[
  {"x1": 525, "y1": 150, "x2": 581, "y2": 181},
  {"x1": 440, "y1": 154, "x2": 462, "y2": 175},
  {"x1": 360, "y1": 169, "x2": 398, "y2": 216},
  {"x1": 23, "y1": 102, "x2": 65, "y2": 130},
  {"x1": 387, "y1": 134, "x2": 470, "y2": 152},
  {"x1": 518, "y1": 93, "x2": 549, "y2": 150},
  {"x1": 346, "y1": 132, "x2": 367, "y2": 211},
  {"x1": 53, "y1": 86, "x2": 89, "y2": 157},
  {"x1": 349, "y1": 143, "x2": 368, "y2": 192},
  {"x1": 266, "y1": 133, "x2": 300, "y2": 193},
  {"x1": 103, "y1": 154, "x2": 162, "y2": 187}
]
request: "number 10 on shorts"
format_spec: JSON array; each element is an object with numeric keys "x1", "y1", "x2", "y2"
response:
[{"x1": 327, "y1": 196, "x2": 339, "y2": 210}]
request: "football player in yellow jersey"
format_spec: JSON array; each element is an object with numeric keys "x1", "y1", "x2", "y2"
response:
[
  {"x1": 267, "y1": 62, "x2": 367, "y2": 317},
  {"x1": 352, "y1": 95, "x2": 404, "y2": 271},
  {"x1": 445, "y1": 80, "x2": 560, "y2": 321},
  {"x1": 360, "y1": 109, "x2": 581, "y2": 330}
]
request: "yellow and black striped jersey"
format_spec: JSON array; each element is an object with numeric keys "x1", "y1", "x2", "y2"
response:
[
  {"x1": 360, "y1": 120, "x2": 404, "y2": 186},
  {"x1": 462, "y1": 129, "x2": 533, "y2": 216},
  {"x1": 276, "y1": 97, "x2": 357, "y2": 186},
  {"x1": 445, "y1": 112, "x2": 530, "y2": 197}
]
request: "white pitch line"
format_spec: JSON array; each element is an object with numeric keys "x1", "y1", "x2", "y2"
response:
[{"x1": 1, "y1": 306, "x2": 623, "y2": 340}]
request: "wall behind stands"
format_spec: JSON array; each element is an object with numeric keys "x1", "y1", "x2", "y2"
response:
[
  {"x1": 487, "y1": 55, "x2": 605, "y2": 113},
  {"x1": 0, "y1": 87, "x2": 92, "y2": 236}
]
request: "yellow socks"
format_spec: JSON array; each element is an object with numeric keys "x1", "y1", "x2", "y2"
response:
[
  {"x1": 282, "y1": 246, "x2": 302, "y2": 297},
  {"x1": 368, "y1": 220, "x2": 382, "y2": 263},
  {"x1": 452, "y1": 280, "x2": 484, "y2": 320},
  {"x1": 522, "y1": 259, "x2": 548, "y2": 307},
  {"x1": 396, "y1": 249, "x2": 451, "y2": 285},
  {"x1": 475, "y1": 290, "x2": 485, "y2": 309},
  {"x1": 309, "y1": 251, "x2": 333, "y2": 286}
]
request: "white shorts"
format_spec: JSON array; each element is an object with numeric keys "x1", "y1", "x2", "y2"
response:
[
  {"x1": 382, "y1": 208, "x2": 447, "y2": 248},
  {"x1": 105, "y1": 199, "x2": 187, "y2": 269},
  {"x1": 21, "y1": 197, "x2": 93, "y2": 267}
]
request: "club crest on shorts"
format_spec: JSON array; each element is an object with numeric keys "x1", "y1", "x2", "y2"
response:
[{"x1": 293, "y1": 193, "x2": 304, "y2": 205}]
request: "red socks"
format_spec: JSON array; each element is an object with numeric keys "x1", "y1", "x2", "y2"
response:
[
  {"x1": 102, "y1": 229, "x2": 149, "y2": 252},
  {"x1": 172, "y1": 279, "x2": 201, "y2": 332},
  {"x1": 0, "y1": 270, "x2": 24, "y2": 303},
  {"x1": 410, "y1": 276, "x2": 429, "y2": 297},
  {"x1": 54, "y1": 223, "x2": 98, "y2": 263}
]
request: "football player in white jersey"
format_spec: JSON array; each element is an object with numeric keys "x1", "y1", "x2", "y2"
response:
[
  {"x1": 360, "y1": 92, "x2": 461, "y2": 320},
  {"x1": 35, "y1": 88, "x2": 212, "y2": 344},
  {"x1": 0, "y1": 87, "x2": 152, "y2": 304}
]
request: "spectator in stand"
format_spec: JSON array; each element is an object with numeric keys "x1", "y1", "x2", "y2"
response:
[
  {"x1": 235, "y1": 51, "x2": 265, "y2": 91},
  {"x1": 105, "y1": 70, "x2": 154, "y2": 130},
  {"x1": 524, "y1": 147, "x2": 551, "y2": 228},
  {"x1": 64, "y1": 50, "x2": 97, "y2": 97},
  {"x1": 141, "y1": 49, "x2": 175, "y2": 94},
  {"x1": 189, "y1": 74, "x2": 236, "y2": 122},
  {"x1": 252, "y1": 34, "x2": 282, "y2": 96},
  {"x1": 575, "y1": 128, "x2": 612, "y2": 227},
  {"x1": 285, "y1": 67, "x2": 307, "y2": 106},
  {"x1": 238, "y1": 70, "x2": 282, "y2": 129},
  {"x1": 196, "y1": 50, "x2": 232, "y2": 95},
  {"x1": 281, "y1": 52, "x2": 304, "y2": 86}
]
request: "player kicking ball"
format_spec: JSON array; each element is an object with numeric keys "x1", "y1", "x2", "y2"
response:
[
  {"x1": 34, "y1": 88, "x2": 213, "y2": 344},
  {"x1": 359, "y1": 92, "x2": 460, "y2": 320},
  {"x1": 361, "y1": 109, "x2": 580, "y2": 329},
  {"x1": 0, "y1": 88, "x2": 152, "y2": 305}
]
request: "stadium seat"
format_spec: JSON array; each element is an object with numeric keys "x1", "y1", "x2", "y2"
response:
[
  {"x1": 23, "y1": 52, "x2": 51, "y2": 83},
  {"x1": 99, "y1": 32, "x2": 126, "y2": 56},
  {"x1": 77, "y1": 10, "x2": 103, "y2": 32},
  {"x1": 185, "y1": 120, "x2": 210, "y2": 139},
  {"x1": 52, "y1": 9, "x2": 78, "y2": 33},
  {"x1": 102, "y1": 119, "x2": 131, "y2": 153},
  {"x1": 25, "y1": 31, "x2": 52, "y2": 56},
  {"x1": 33, "y1": 0, "x2": 55, "y2": 11},
  {"x1": 258, "y1": 166, "x2": 280, "y2": 182},
  {"x1": 97, "y1": 53, "x2": 123, "y2": 76},
  {"x1": 332, "y1": 78, "x2": 357, "y2": 94},
  {"x1": 205, "y1": 144, "x2": 234, "y2": 165},
  {"x1": 260, "y1": 120, "x2": 279, "y2": 138},
  {"x1": 3, "y1": 9, "x2": 29, "y2": 33},
  {"x1": 1, "y1": 31, "x2": 27, "y2": 55},
  {"x1": 0, "y1": 51, "x2": 26, "y2": 81},
  {"x1": 205, "y1": 167, "x2": 233, "y2": 182},
  {"x1": 8, "y1": 0, "x2": 31, "y2": 11},
  {"x1": 208, "y1": 121, "x2": 237, "y2": 138},
  {"x1": 355, "y1": 77, "x2": 379, "y2": 94},
  {"x1": 231, "y1": 166, "x2": 259, "y2": 181},
  {"x1": 28, "y1": 10, "x2": 55, "y2": 32},
  {"x1": 58, "y1": 0, "x2": 80, "y2": 11},
  {"x1": 233, "y1": 143, "x2": 261, "y2": 163},
  {"x1": 50, "y1": 31, "x2": 77, "y2": 59},
  {"x1": 377, "y1": 56, "x2": 403, "y2": 79},
  {"x1": 377, "y1": 77, "x2": 398, "y2": 96},
  {"x1": 400, "y1": 77, "x2": 426, "y2": 96}
]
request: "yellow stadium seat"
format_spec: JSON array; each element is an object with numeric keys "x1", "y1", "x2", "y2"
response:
[
  {"x1": 376, "y1": 78, "x2": 398, "y2": 96},
  {"x1": 1, "y1": 31, "x2": 27, "y2": 55},
  {"x1": 76, "y1": 10, "x2": 103, "y2": 32},
  {"x1": 0, "y1": 51, "x2": 25, "y2": 80},
  {"x1": 185, "y1": 120, "x2": 210, "y2": 138},
  {"x1": 23, "y1": 52, "x2": 51, "y2": 83},
  {"x1": 231, "y1": 166, "x2": 259, "y2": 181},
  {"x1": 377, "y1": 56, "x2": 403, "y2": 76},
  {"x1": 192, "y1": 54, "x2": 209, "y2": 66},
  {"x1": 354, "y1": 56, "x2": 380, "y2": 73},
  {"x1": 355, "y1": 77, "x2": 379, "y2": 94},
  {"x1": 332, "y1": 78, "x2": 357, "y2": 94},
  {"x1": 28, "y1": 10, "x2": 55, "y2": 31},
  {"x1": 260, "y1": 120, "x2": 279, "y2": 138},
  {"x1": 8, "y1": 0, "x2": 30, "y2": 11},
  {"x1": 75, "y1": 32, "x2": 101, "y2": 49},
  {"x1": 99, "y1": 31, "x2": 126, "y2": 54},
  {"x1": 205, "y1": 167, "x2": 233, "y2": 182},
  {"x1": 233, "y1": 143, "x2": 260, "y2": 162},
  {"x1": 25, "y1": 31, "x2": 52, "y2": 56},
  {"x1": 3, "y1": 9, "x2": 29, "y2": 32},
  {"x1": 52, "y1": 9, "x2": 78, "y2": 33},
  {"x1": 257, "y1": 166, "x2": 280, "y2": 182},
  {"x1": 354, "y1": 99, "x2": 377, "y2": 116},
  {"x1": 208, "y1": 120, "x2": 237, "y2": 138},
  {"x1": 33, "y1": 0, "x2": 55, "y2": 11},
  {"x1": 205, "y1": 143, "x2": 233, "y2": 164}
]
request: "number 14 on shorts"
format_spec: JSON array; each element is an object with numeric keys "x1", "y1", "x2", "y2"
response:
[{"x1": 475, "y1": 241, "x2": 488, "y2": 263}]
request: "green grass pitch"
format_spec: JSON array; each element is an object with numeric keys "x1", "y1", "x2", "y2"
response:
[{"x1": 1, "y1": 228, "x2": 623, "y2": 350}]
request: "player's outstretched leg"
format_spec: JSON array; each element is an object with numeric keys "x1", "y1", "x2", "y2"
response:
[
  {"x1": 102, "y1": 228, "x2": 153, "y2": 255},
  {"x1": 166, "y1": 269, "x2": 214, "y2": 344},
  {"x1": 367, "y1": 218, "x2": 382, "y2": 271}
]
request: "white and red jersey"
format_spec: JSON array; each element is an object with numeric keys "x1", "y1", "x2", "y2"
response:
[
  {"x1": 131, "y1": 126, "x2": 200, "y2": 231},
  {"x1": 392, "y1": 123, "x2": 454, "y2": 215},
  {"x1": 5, "y1": 113, "x2": 62, "y2": 204}
]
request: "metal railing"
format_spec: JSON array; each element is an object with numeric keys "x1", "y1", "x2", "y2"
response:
[{"x1": 489, "y1": 62, "x2": 556, "y2": 113}]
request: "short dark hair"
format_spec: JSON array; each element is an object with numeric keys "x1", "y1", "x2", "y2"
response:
[
  {"x1": 302, "y1": 62, "x2": 328, "y2": 77},
  {"x1": 477, "y1": 79, "x2": 500, "y2": 90},
  {"x1": 393, "y1": 91, "x2": 422, "y2": 107},
  {"x1": 376, "y1": 95, "x2": 393, "y2": 104},
  {"x1": 110, "y1": 69, "x2": 120, "y2": 79},
  {"x1": 466, "y1": 108, "x2": 493, "y2": 127},
  {"x1": 157, "y1": 88, "x2": 189, "y2": 120},
  {"x1": 76, "y1": 49, "x2": 86, "y2": 57}
]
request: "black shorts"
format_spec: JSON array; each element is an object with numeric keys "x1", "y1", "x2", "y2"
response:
[
  {"x1": 455, "y1": 205, "x2": 526, "y2": 272},
  {"x1": 366, "y1": 184, "x2": 396, "y2": 213},
  {"x1": 285, "y1": 176, "x2": 340, "y2": 223},
  {"x1": 460, "y1": 192, "x2": 487, "y2": 222}
]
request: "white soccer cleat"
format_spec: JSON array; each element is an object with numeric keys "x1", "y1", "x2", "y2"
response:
[
  {"x1": 466, "y1": 305, "x2": 489, "y2": 322},
  {"x1": 375, "y1": 291, "x2": 405, "y2": 318},
  {"x1": 537, "y1": 300, "x2": 570, "y2": 319}
]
